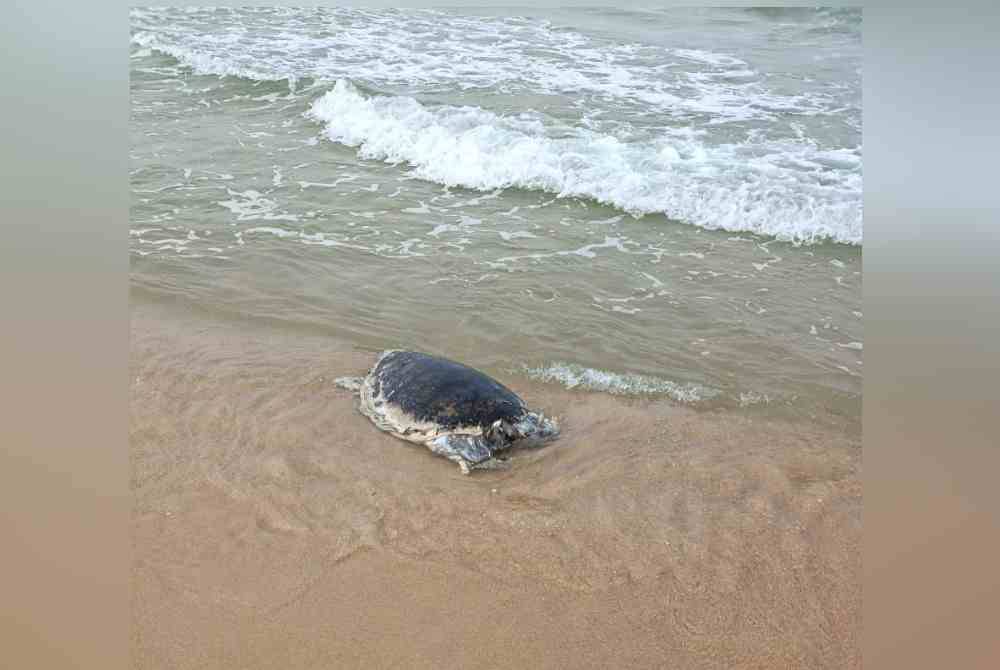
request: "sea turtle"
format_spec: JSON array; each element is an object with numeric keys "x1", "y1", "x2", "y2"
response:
[{"x1": 336, "y1": 350, "x2": 559, "y2": 473}]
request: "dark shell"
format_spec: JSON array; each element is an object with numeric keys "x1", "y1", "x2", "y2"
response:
[{"x1": 371, "y1": 351, "x2": 527, "y2": 431}]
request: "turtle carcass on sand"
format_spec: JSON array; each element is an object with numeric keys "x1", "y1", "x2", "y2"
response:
[{"x1": 336, "y1": 350, "x2": 559, "y2": 473}]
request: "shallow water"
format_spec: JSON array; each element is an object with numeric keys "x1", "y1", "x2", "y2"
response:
[
  {"x1": 131, "y1": 7, "x2": 862, "y2": 430},
  {"x1": 131, "y1": 301, "x2": 860, "y2": 668}
]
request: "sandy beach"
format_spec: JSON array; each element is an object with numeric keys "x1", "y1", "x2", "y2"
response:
[{"x1": 131, "y1": 301, "x2": 860, "y2": 669}]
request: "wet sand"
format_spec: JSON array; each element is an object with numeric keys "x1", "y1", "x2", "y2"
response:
[{"x1": 131, "y1": 300, "x2": 861, "y2": 669}]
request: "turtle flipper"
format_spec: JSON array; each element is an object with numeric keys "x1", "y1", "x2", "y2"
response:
[
  {"x1": 427, "y1": 434, "x2": 502, "y2": 474},
  {"x1": 334, "y1": 376, "x2": 365, "y2": 392}
]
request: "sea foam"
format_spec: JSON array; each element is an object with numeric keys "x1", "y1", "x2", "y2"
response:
[
  {"x1": 308, "y1": 81, "x2": 861, "y2": 245},
  {"x1": 523, "y1": 362, "x2": 719, "y2": 403}
]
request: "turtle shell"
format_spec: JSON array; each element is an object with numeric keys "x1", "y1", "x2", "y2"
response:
[{"x1": 368, "y1": 350, "x2": 527, "y2": 432}]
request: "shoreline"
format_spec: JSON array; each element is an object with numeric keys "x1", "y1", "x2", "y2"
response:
[{"x1": 131, "y1": 300, "x2": 861, "y2": 668}]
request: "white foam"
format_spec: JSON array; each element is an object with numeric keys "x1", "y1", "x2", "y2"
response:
[
  {"x1": 131, "y1": 7, "x2": 847, "y2": 123},
  {"x1": 243, "y1": 226, "x2": 297, "y2": 238},
  {"x1": 523, "y1": 362, "x2": 719, "y2": 403},
  {"x1": 402, "y1": 201, "x2": 432, "y2": 214},
  {"x1": 428, "y1": 223, "x2": 458, "y2": 237},
  {"x1": 218, "y1": 189, "x2": 299, "y2": 221},
  {"x1": 298, "y1": 175, "x2": 357, "y2": 189},
  {"x1": 495, "y1": 236, "x2": 628, "y2": 263},
  {"x1": 308, "y1": 81, "x2": 861, "y2": 244},
  {"x1": 131, "y1": 31, "x2": 279, "y2": 81},
  {"x1": 133, "y1": 8, "x2": 861, "y2": 245},
  {"x1": 498, "y1": 230, "x2": 537, "y2": 241}
]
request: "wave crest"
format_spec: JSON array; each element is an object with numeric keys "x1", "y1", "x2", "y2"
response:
[{"x1": 307, "y1": 80, "x2": 861, "y2": 245}]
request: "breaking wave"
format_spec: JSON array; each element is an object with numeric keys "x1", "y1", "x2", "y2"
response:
[
  {"x1": 131, "y1": 7, "x2": 862, "y2": 245},
  {"x1": 308, "y1": 80, "x2": 861, "y2": 244}
]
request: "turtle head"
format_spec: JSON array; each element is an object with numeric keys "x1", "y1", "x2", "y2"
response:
[{"x1": 485, "y1": 411, "x2": 559, "y2": 449}]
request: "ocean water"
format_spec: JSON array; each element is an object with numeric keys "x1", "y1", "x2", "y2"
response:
[{"x1": 130, "y1": 7, "x2": 862, "y2": 429}]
